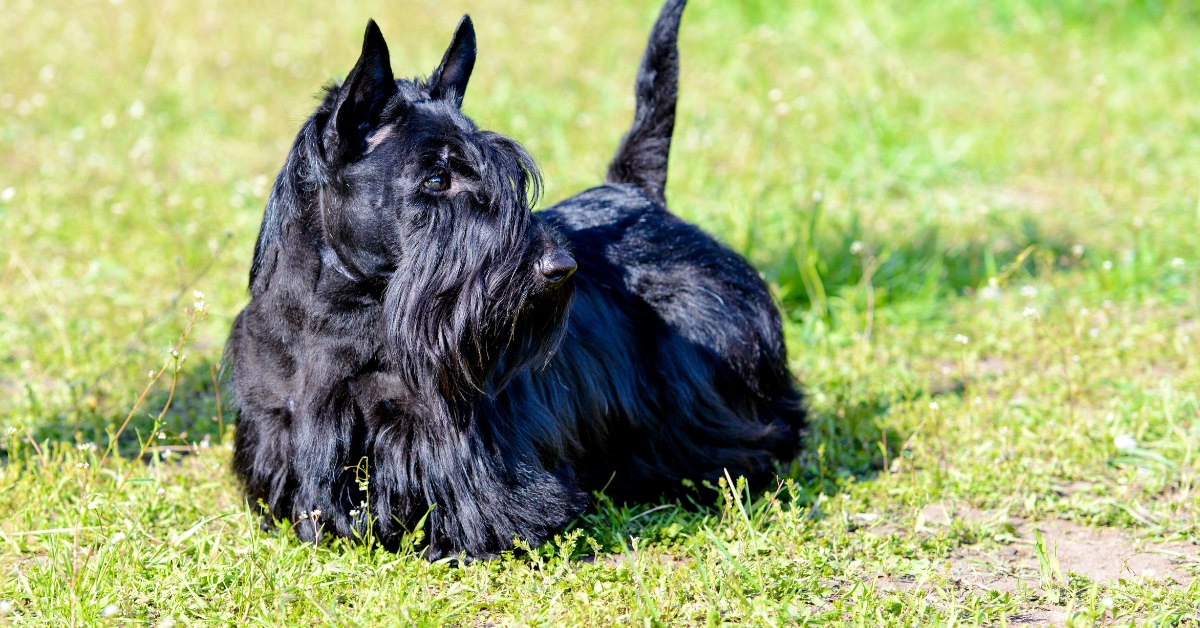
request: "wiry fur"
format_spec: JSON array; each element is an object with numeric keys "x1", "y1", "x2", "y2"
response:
[
  {"x1": 226, "y1": 0, "x2": 805, "y2": 561},
  {"x1": 606, "y1": 0, "x2": 684, "y2": 204}
]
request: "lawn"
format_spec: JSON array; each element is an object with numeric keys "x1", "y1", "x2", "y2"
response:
[{"x1": 2, "y1": 0, "x2": 1199, "y2": 625}]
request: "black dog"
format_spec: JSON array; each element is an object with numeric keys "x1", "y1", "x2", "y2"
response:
[{"x1": 225, "y1": 0, "x2": 804, "y2": 561}]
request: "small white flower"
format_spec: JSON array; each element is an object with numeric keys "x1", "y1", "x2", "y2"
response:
[
  {"x1": 161, "y1": 449, "x2": 172, "y2": 459},
  {"x1": 1171, "y1": 257, "x2": 1185, "y2": 269},
  {"x1": 5, "y1": 426, "x2": 17, "y2": 435},
  {"x1": 1080, "y1": 307, "x2": 1089, "y2": 316},
  {"x1": 156, "y1": 488, "x2": 165, "y2": 496},
  {"x1": 1102, "y1": 260, "x2": 1113, "y2": 271},
  {"x1": 148, "y1": 370, "x2": 155, "y2": 379},
  {"x1": 76, "y1": 462, "x2": 90, "y2": 469},
  {"x1": 101, "y1": 604, "x2": 119, "y2": 618},
  {"x1": 349, "y1": 509, "x2": 360, "y2": 517},
  {"x1": 87, "y1": 500, "x2": 100, "y2": 510},
  {"x1": 359, "y1": 500, "x2": 368, "y2": 509},
  {"x1": 1072, "y1": 354, "x2": 1080, "y2": 362},
  {"x1": 929, "y1": 401, "x2": 939, "y2": 410},
  {"x1": 1114, "y1": 434, "x2": 1138, "y2": 451},
  {"x1": 1020, "y1": 285, "x2": 1038, "y2": 298},
  {"x1": 311, "y1": 509, "x2": 322, "y2": 518},
  {"x1": 192, "y1": 290, "x2": 209, "y2": 313},
  {"x1": 1071, "y1": 244, "x2": 1085, "y2": 258},
  {"x1": 110, "y1": 532, "x2": 126, "y2": 543},
  {"x1": 973, "y1": 396, "x2": 982, "y2": 404},
  {"x1": 954, "y1": 334, "x2": 969, "y2": 345},
  {"x1": 1089, "y1": 328, "x2": 1100, "y2": 338},
  {"x1": 979, "y1": 284, "x2": 1003, "y2": 300},
  {"x1": 0, "y1": 600, "x2": 11, "y2": 616},
  {"x1": 299, "y1": 511, "x2": 308, "y2": 519},
  {"x1": 77, "y1": 442, "x2": 95, "y2": 452},
  {"x1": 1023, "y1": 306, "x2": 1039, "y2": 320},
  {"x1": 0, "y1": 187, "x2": 15, "y2": 202},
  {"x1": 849, "y1": 241, "x2": 865, "y2": 255}
]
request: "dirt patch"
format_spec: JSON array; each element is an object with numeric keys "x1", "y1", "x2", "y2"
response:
[
  {"x1": 863, "y1": 505, "x2": 1198, "y2": 626},
  {"x1": 1006, "y1": 610, "x2": 1068, "y2": 626},
  {"x1": 918, "y1": 504, "x2": 1198, "y2": 589},
  {"x1": 1021, "y1": 518, "x2": 1194, "y2": 583}
]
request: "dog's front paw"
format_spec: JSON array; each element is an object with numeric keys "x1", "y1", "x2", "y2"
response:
[
  {"x1": 289, "y1": 500, "x2": 358, "y2": 545},
  {"x1": 420, "y1": 543, "x2": 499, "y2": 564}
]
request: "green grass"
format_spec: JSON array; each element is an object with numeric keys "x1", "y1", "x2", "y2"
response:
[{"x1": 2, "y1": 0, "x2": 1200, "y2": 625}]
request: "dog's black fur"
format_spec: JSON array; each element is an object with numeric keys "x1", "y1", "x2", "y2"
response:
[{"x1": 225, "y1": 0, "x2": 805, "y2": 561}]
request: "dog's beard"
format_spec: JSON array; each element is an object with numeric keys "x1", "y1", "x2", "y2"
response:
[
  {"x1": 374, "y1": 128, "x2": 567, "y2": 403},
  {"x1": 381, "y1": 256, "x2": 573, "y2": 404},
  {"x1": 488, "y1": 282, "x2": 574, "y2": 392}
]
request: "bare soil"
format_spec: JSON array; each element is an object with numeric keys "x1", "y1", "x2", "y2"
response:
[{"x1": 868, "y1": 504, "x2": 1198, "y2": 626}]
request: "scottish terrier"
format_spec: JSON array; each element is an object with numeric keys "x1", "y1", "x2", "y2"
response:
[{"x1": 225, "y1": 0, "x2": 805, "y2": 561}]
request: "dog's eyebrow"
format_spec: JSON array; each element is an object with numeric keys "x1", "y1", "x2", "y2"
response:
[
  {"x1": 448, "y1": 154, "x2": 475, "y2": 174},
  {"x1": 432, "y1": 145, "x2": 478, "y2": 176}
]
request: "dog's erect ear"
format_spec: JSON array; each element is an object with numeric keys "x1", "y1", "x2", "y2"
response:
[
  {"x1": 428, "y1": 15, "x2": 476, "y2": 107},
  {"x1": 325, "y1": 20, "x2": 398, "y2": 164}
]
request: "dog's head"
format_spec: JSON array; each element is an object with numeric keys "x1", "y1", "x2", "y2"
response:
[{"x1": 254, "y1": 18, "x2": 575, "y2": 399}]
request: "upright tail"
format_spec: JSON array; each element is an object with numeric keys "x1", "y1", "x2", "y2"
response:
[{"x1": 606, "y1": 0, "x2": 686, "y2": 206}]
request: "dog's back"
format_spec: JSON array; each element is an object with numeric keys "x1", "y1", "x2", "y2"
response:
[{"x1": 535, "y1": 0, "x2": 805, "y2": 499}]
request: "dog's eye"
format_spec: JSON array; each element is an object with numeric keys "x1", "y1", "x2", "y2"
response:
[{"x1": 424, "y1": 173, "x2": 450, "y2": 192}]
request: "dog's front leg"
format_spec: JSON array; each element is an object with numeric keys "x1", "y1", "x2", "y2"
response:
[
  {"x1": 367, "y1": 421, "x2": 500, "y2": 560},
  {"x1": 288, "y1": 376, "x2": 363, "y2": 544},
  {"x1": 365, "y1": 412, "x2": 588, "y2": 561}
]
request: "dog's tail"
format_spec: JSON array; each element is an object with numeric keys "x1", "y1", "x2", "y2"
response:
[{"x1": 606, "y1": 0, "x2": 686, "y2": 206}]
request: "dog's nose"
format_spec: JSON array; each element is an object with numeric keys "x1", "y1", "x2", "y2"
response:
[{"x1": 539, "y1": 250, "x2": 577, "y2": 284}]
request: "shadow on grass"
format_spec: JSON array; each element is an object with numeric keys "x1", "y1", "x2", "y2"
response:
[
  {"x1": 18, "y1": 354, "x2": 229, "y2": 460},
  {"x1": 564, "y1": 388, "x2": 904, "y2": 555},
  {"x1": 759, "y1": 203, "x2": 1086, "y2": 326},
  {"x1": 16, "y1": 324, "x2": 908, "y2": 559}
]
